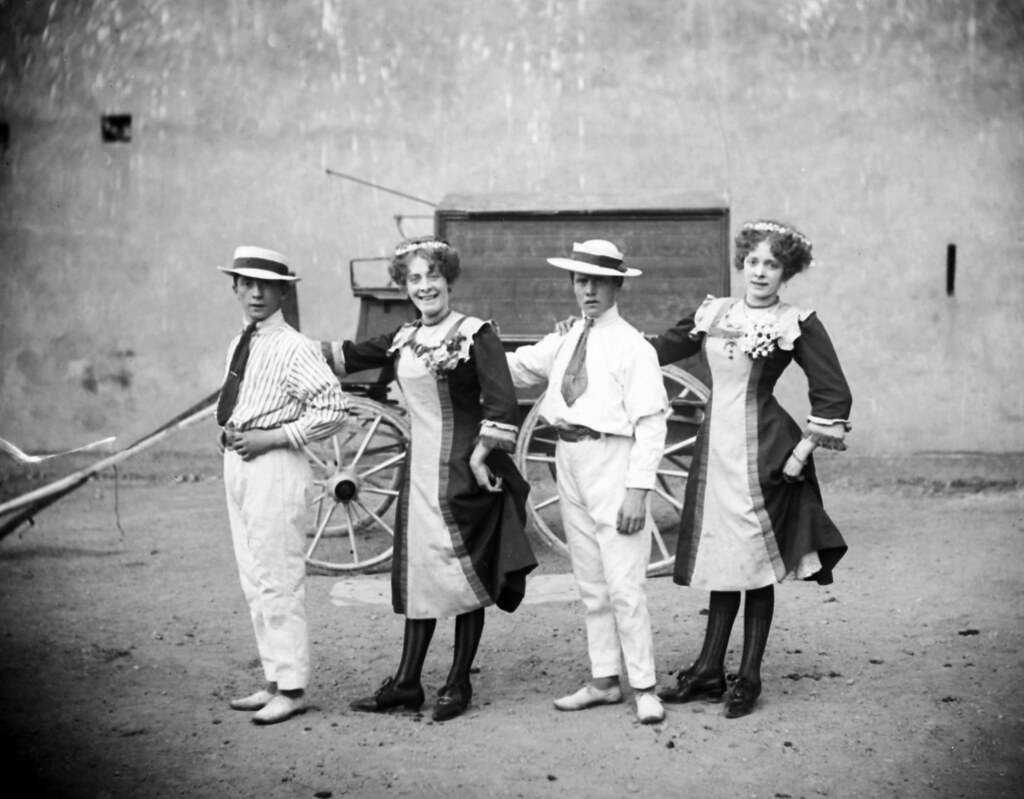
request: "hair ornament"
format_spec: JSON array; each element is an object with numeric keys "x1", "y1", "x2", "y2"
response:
[
  {"x1": 394, "y1": 239, "x2": 451, "y2": 257},
  {"x1": 742, "y1": 220, "x2": 812, "y2": 250}
]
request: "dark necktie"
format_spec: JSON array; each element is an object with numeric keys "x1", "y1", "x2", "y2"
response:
[
  {"x1": 216, "y1": 322, "x2": 257, "y2": 427},
  {"x1": 560, "y1": 317, "x2": 594, "y2": 407}
]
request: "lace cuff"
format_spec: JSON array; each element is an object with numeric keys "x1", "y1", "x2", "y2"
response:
[
  {"x1": 806, "y1": 415, "x2": 852, "y2": 432},
  {"x1": 479, "y1": 420, "x2": 518, "y2": 452},
  {"x1": 803, "y1": 419, "x2": 850, "y2": 452}
]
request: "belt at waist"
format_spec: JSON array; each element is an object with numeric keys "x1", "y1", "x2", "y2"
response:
[{"x1": 555, "y1": 424, "x2": 604, "y2": 442}]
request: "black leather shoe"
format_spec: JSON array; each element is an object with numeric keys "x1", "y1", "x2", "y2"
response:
[
  {"x1": 724, "y1": 677, "x2": 761, "y2": 718},
  {"x1": 350, "y1": 676, "x2": 424, "y2": 713},
  {"x1": 657, "y1": 668, "x2": 727, "y2": 704},
  {"x1": 432, "y1": 682, "x2": 471, "y2": 722}
]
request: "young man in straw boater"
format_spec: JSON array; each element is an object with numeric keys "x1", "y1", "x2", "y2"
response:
[
  {"x1": 505, "y1": 240, "x2": 669, "y2": 724},
  {"x1": 216, "y1": 245, "x2": 346, "y2": 725}
]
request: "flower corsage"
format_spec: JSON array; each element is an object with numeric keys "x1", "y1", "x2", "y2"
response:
[
  {"x1": 737, "y1": 319, "x2": 782, "y2": 360},
  {"x1": 413, "y1": 334, "x2": 469, "y2": 378}
]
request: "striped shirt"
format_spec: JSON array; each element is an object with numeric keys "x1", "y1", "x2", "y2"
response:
[{"x1": 222, "y1": 311, "x2": 346, "y2": 448}]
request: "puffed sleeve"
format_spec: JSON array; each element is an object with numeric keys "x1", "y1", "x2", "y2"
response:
[
  {"x1": 472, "y1": 323, "x2": 520, "y2": 452},
  {"x1": 793, "y1": 313, "x2": 852, "y2": 429}
]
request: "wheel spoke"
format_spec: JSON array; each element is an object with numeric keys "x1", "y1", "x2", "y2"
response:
[
  {"x1": 650, "y1": 520, "x2": 671, "y2": 561},
  {"x1": 343, "y1": 505, "x2": 360, "y2": 564},
  {"x1": 303, "y1": 446, "x2": 331, "y2": 471},
  {"x1": 663, "y1": 435, "x2": 697, "y2": 457},
  {"x1": 356, "y1": 442, "x2": 405, "y2": 459},
  {"x1": 361, "y1": 485, "x2": 401, "y2": 498},
  {"x1": 653, "y1": 483, "x2": 683, "y2": 511},
  {"x1": 534, "y1": 494, "x2": 560, "y2": 511},
  {"x1": 526, "y1": 453, "x2": 557, "y2": 465},
  {"x1": 358, "y1": 451, "x2": 406, "y2": 480},
  {"x1": 306, "y1": 501, "x2": 339, "y2": 560},
  {"x1": 334, "y1": 426, "x2": 360, "y2": 454},
  {"x1": 352, "y1": 498, "x2": 396, "y2": 539},
  {"x1": 349, "y1": 416, "x2": 384, "y2": 468}
]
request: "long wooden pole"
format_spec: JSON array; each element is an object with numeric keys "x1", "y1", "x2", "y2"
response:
[{"x1": 0, "y1": 389, "x2": 219, "y2": 536}]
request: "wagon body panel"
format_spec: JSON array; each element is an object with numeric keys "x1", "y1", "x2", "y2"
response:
[
  {"x1": 434, "y1": 192, "x2": 730, "y2": 334},
  {"x1": 434, "y1": 192, "x2": 730, "y2": 385}
]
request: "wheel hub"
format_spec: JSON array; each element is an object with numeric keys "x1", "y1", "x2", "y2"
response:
[{"x1": 328, "y1": 469, "x2": 359, "y2": 503}]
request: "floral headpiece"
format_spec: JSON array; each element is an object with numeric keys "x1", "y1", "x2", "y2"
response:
[
  {"x1": 742, "y1": 221, "x2": 812, "y2": 250},
  {"x1": 394, "y1": 239, "x2": 451, "y2": 257}
]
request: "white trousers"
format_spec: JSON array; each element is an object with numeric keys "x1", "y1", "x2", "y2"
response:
[
  {"x1": 556, "y1": 436, "x2": 656, "y2": 689},
  {"x1": 224, "y1": 447, "x2": 312, "y2": 691}
]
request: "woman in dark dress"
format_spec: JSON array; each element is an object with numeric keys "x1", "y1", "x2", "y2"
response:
[
  {"x1": 651, "y1": 220, "x2": 852, "y2": 718},
  {"x1": 322, "y1": 237, "x2": 536, "y2": 722}
]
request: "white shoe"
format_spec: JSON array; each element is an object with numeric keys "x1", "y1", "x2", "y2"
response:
[
  {"x1": 635, "y1": 691, "x2": 665, "y2": 724},
  {"x1": 229, "y1": 689, "x2": 274, "y2": 711},
  {"x1": 252, "y1": 693, "x2": 309, "y2": 725},
  {"x1": 554, "y1": 683, "x2": 623, "y2": 711}
]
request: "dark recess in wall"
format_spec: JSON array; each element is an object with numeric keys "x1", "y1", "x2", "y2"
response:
[{"x1": 101, "y1": 114, "x2": 132, "y2": 143}]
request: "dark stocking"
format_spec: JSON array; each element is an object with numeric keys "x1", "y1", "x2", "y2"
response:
[
  {"x1": 445, "y1": 608, "x2": 485, "y2": 687},
  {"x1": 738, "y1": 585, "x2": 774, "y2": 685},
  {"x1": 691, "y1": 590, "x2": 740, "y2": 677},
  {"x1": 395, "y1": 617, "x2": 436, "y2": 688}
]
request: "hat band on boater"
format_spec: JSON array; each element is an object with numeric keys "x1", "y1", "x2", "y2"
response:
[
  {"x1": 233, "y1": 256, "x2": 291, "y2": 277},
  {"x1": 572, "y1": 251, "x2": 625, "y2": 271}
]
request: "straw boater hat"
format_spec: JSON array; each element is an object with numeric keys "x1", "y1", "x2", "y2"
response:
[
  {"x1": 218, "y1": 246, "x2": 300, "y2": 282},
  {"x1": 547, "y1": 239, "x2": 642, "y2": 278}
]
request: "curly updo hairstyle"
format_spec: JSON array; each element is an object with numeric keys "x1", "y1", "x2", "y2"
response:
[
  {"x1": 733, "y1": 221, "x2": 813, "y2": 281},
  {"x1": 389, "y1": 237, "x2": 461, "y2": 285}
]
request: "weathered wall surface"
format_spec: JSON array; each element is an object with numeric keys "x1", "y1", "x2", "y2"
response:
[{"x1": 1, "y1": 0, "x2": 1022, "y2": 454}]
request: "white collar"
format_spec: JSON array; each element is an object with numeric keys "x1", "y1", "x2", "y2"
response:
[
  {"x1": 583, "y1": 304, "x2": 621, "y2": 328},
  {"x1": 243, "y1": 309, "x2": 285, "y2": 332}
]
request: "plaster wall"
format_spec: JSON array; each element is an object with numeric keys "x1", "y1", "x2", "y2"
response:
[{"x1": 1, "y1": 0, "x2": 1022, "y2": 454}]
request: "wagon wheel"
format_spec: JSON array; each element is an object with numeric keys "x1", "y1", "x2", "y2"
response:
[
  {"x1": 513, "y1": 364, "x2": 709, "y2": 577},
  {"x1": 303, "y1": 396, "x2": 409, "y2": 574}
]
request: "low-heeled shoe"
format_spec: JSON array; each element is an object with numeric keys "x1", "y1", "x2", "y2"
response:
[
  {"x1": 229, "y1": 688, "x2": 274, "y2": 712},
  {"x1": 657, "y1": 669, "x2": 727, "y2": 704},
  {"x1": 433, "y1": 682, "x2": 472, "y2": 722},
  {"x1": 252, "y1": 693, "x2": 308, "y2": 725},
  {"x1": 350, "y1": 676, "x2": 425, "y2": 713},
  {"x1": 635, "y1": 691, "x2": 665, "y2": 724},
  {"x1": 553, "y1": 683, "x2": 623, "y2": 711},
  {"x1": 724, "y1": 677, "x2": 761, "y2": 719}
]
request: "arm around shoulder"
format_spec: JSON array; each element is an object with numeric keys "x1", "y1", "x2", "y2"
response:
[
  {"x1": 649, "y1": 304, "x2": 708, "y2": 366},
  {"x1": 505, "y1": 331, "x2": 562, "y2": 389}
]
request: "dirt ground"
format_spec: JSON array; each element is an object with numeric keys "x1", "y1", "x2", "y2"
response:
[{"x1": 0, "y1": 448, "x2": 1022, "y2": 799}]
